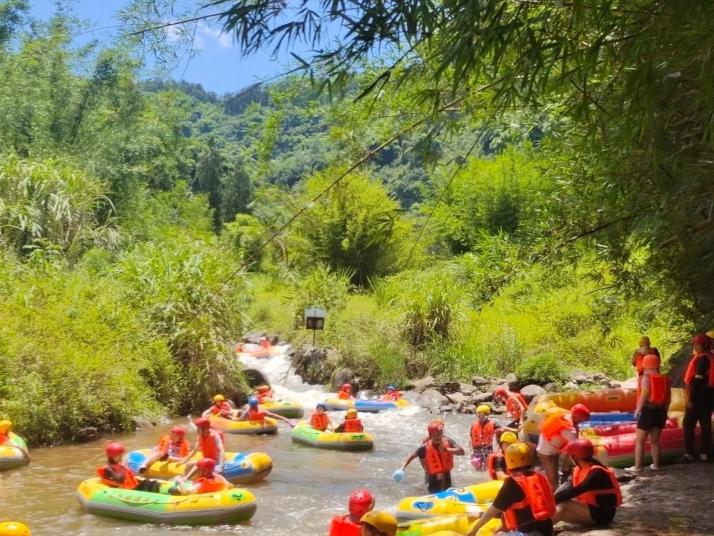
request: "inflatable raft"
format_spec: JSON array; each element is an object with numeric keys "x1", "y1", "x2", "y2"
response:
[
  {"x1": 126, "y1": 449, "x2": 273, "y2": 485},
  {"x1": 291, "y1": 421, "x2": 374, "y2": 451},
  {"x1": 261, "y1": 400, "x2": 304, "y2": 419},
  {"x1": 209, "y1": 415, "x2": 278, "y2": 435},
  {"x1": 0, "y1": 433, "x2": 30, "y2": 471},
  {"x1": 325, "y1": 397, "x2": 410, "y2": 413},
  {"x1": 77, "y1": 477, "x2": 256, "y2": 525},
  {"x1": 398, "y1": 514, "x2": 500, "y2": 536},
  {"x1": 396, "y1": 480, "x2": 503, "y2": 521}
]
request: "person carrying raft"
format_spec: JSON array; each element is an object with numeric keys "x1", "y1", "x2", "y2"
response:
[
  {"x1": 486, "y1": 430, "x2": 518, "y2": 480},
  {"x1": 310, "y1": 403, "x2": 331, "y2": 431},
  {"x1": 469, "y1": 404, "x2": 495, "y2": 471},
  {"x1": 138, "y1": 425, "x2": 190, "y2": 474},
  {"x1": 98, "y1": 442, "x2": 161, "y2": 492},
  {"x1": 631, "y1": 335, "x2": 660, "y2": 377},
  {"x1": 553, "y1": 438, "x2": 622, "y2": 528},
  {"x1": 201, "y1": 394, "x2": 234, "y2": 419},
  {"x1": 327, "y1": 488, "x2": 375, "y2": 536},
  {"x1": 679, "y1": 332, "x2": 714, "y2": 463},
  {"x1": 335, "y1": 409, "x2": 364, "y2": 433}
]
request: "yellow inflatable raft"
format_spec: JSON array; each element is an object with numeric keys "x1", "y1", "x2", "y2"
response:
[
  {"x1": 0, "y1": 433, "x2": 29, "y2": 471},
  {"x1": 398, "y1": 514, "x2": 500, "y2": 535},
  {"x1": 291, "y1": 421, "x2": 374, "y2": 451},
  {"x1": 77, "y1": 477, "x2": 256, "y2": 525},
  {"x1": 209, "y1": 415, "x2": 278, "y2": 435},
  {"x1": 396, "y1": 481, "x2": 503, "y2": 521},
  {"x1": 260, "y1": 400, "x2": 304, "y2": 419}
]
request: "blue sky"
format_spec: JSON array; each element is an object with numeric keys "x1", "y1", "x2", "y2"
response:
[{"x1": 30, "y1": 0, "x2": 306, "y2": 95}]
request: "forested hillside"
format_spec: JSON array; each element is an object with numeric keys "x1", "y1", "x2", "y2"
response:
[{"x1": 0, "y1": 2, "x2": 703, "y2": 444}]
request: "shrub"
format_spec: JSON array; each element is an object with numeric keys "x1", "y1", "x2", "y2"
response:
[{"x1": 516, "y1": 353, "x2": 567, "y2": 384}]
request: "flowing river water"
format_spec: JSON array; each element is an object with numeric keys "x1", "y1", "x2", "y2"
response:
[{"x1": 0, "y1": 349, "x2": 489, "y2": 535}]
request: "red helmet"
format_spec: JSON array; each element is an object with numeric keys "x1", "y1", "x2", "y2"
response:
[
  {"x1": 196, "y1": 457, "x2": 216, "y2": 472},
  {"x1": 494, "y1": 386, "x2": 507, "y2": 398},
  {"x1": 642, "y1": 354, "x2": 660, "y2": 370},
  {"x1": 427, "y1": 421, "x2": 443, "y2": 436},
  {"x1": 171, "y1": 426, "x2": 186, "y2": 436},
  {"x1": 564, "y1": 438, "x2": 594, "y2": 460},
  {"x1": 105, "y1": 442, "x2": 125, "y2": 457},
  {"x1": 341, "y1": 383, "x2": 351, "y2": 391},
  {"x1": 692, "y1": 333, "x2": 710, "y2": 345},
  {"x1": 570, "y1": 403, "x2": 591, "y2": 422},
  {"x1": 194, "y1": 417, "x2": 211, "y2": 429},
  {"x1": 348, "y1": 488, "x2": 374, "y2": 518}
]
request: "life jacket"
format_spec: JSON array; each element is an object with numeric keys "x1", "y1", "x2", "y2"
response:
[
  {"x1": 328, "y1": 515, "x2": 361, "y2": 536},
  {"x1": 210, "y1": 401, "x2": 232, "y2": 417},
  {"x1": 97, "y1": 463, "x2": 139, "y2": 489},
  {"x1": 247, "y1": 408, "x2": 266, "y2": 422},
  {"x1": 194, "y1": 476, "x2": 227, "y2": 494},
  {"x1": 260, "y1": 338, "x2": 271, "y2": 349},
  {"x1": 572, "y1": 464, "x2": 622, "y2": 507},
  {"x1": 342, "y1": 418, "x2": 363, "y2": 433},
  {"x1": 256, "y1": 390, "x2": 274, "y2": 404},
  {"x1": 198, "y1": 430, "x2": 222, "y2": 460},
  {"x1": 470, "y1": 419, "x2": 495, "y2": 447},
  {"x1": 540, "y1": 411, "x2": 575, "y2": 450},
  {"x1": 506, "y1": 392, "x2": 528, "y2": 420},
  {"x1": 684, "y1": 352, "x2": 714, "y2": 387},
  {"x1": 502, "y1": 472, "x2": 556, "y2": 531},
  {"x1": 0, "y1": 433, "x2": 8, "y2": 445},
  {"x1": 337, "y1": 390, "x2": 352, "y2": 400},
  {"x1": 310, "y1": 412, "x2": 329, "y2": 431},
  {"x1": 637, "y1": 372, "x2": 671, "y2": 406},
  {"x1": 157, "y1": 435, "x2": 190, "y2": 458},
  {"x1": 487, "y1": 452, "x2": 506, "y2": 480},
  {"x1": 382, "y1": 391, "x2": 400, "y2": 401},
  {"x1": 424, "y1": 441, "x2": 454, "y2": 476}
]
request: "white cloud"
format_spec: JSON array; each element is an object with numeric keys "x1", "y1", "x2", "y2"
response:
[{"x1": 195, "y1": 22, "x2": 233, "y2": 49}]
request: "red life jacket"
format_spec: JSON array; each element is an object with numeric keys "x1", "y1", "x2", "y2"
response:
[
  {"x1": 194, "y1": 476, "x2": 227, "y2": 494},
  {"x1": 540, "y1": 411, "x2": 575, "y2": 450},
  {"x1": 328, "y1": 515, "x2": 361, "y2": 536},
  {"x1": 487, "y1": 452, "x2": 505, "y2": 480},
  {"x1": 684, "y1": 352, "x2": 714, "y2": 387},
  {"x1": 506, "y1": 392, "x2": 528, "y2": 420},
  {"x1": 198, "y1": 430, "x2": 222, "y2": 460},
  {"x1": 157, "y1": 435, "x2": 190, "y2": 458},
  {"x1": 310, "y1": 412, "x2": 329, "y2": 431},
  {"x1": 97, "y1": 463, "x2": 138, "y2": 489},
  {"x1": 572, "y1": 464, "x2": 622, "y2": 507},
  {"x1": 502, "y1": 472, "x2": 556, "y2": 531},
  {"x1": 342, "y1": 418, "x2": 363, "y2": 433},
  {"x1": 637, "y1": 373, "x2": 671, "y2": 406},
  {"x1": 424, "y1": 441, "x2": 454, "y2": 476},
  {"x1": 470, "y1": 419, "x2": 495, "y2": 447},
  {"x1": 210, "y1": 402, "x2": 232, "y2": 417},
  {"x1": 247, "y1": 408, "x2": 266, "y2": 422}
]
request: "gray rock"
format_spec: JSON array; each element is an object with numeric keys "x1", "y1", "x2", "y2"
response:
[
  {"x1": 459, "y1": 383, "x2": 478, "y2": 396},
  {"x1": 441, "y1": 381, "x2": 461, "y2": 394},
  {"x1": 445, "y1": 391, "x2": 469, "y2": 405},
  {"x1": 75, "y1": 426, "x2": 100, "y2": 443},
  {"x1": 438, "y1": 405, "x2": 456, "y2": 414},
  {"x1": 504, "y1": 373, "x2": 518, "y2": 384},
  {"x1": 570, "y1": 370, "x2": 591, "y2": 384},
  {"x1": 471, "y1": 392, "x2": 493, "y2": 404},
  {"x1": 471, "y1": 375, "x2": 490, "y2": 386},
  {"x1": 291, "y1": 345, "x2": 336, "y2": 385},
  {"x1": 544, "y1": 382, "x2": 557, "y2": 392},
  {"x1": 417, "y1": 388, "x2": 450, "y2": 409},
  {"x1": 331, "y1": 368, "x2": 356, "y2": 391},
  {"x1": 520, "y1": 384, "x2": 546, "y2": 401},
  {"x1": 564, "y1": 381, "x2": 579, "y2": 390},
  {"x1": 131, "y1": 416, "x2": 156, "y2": 431},
  {"x1": 412, "y1": 375, "x2": 438, "y2": 394}
]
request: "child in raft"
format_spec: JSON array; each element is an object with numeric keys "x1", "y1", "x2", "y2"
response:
[
  {"x1": 235, "y1": 396, "x2": 292, "y2": 425},
  {"x1": 170, "y1": 457, "x2": 231, "y2": 495},
  {"x1": 334, "y1": 409, "x2": 363, "y2": 433},
  {"x1": 98, "y1": 442, "x2": 161, "y2": 492},
  {"x1": 202, "y1": 394, "x2": 235, "y2": 419},
  {"x1": 138, "y1": 425, "x2": 190, "y2": 474},
  {"x1": 310, "y1": 403, "x2": 331, "y2": 431}
]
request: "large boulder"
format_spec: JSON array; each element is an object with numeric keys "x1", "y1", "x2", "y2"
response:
[
  {"x1": 441, "y1": 381, "x2": 461, "y2": 394},
  {"x1": 445, "y1": 391, "x2": 469, "y2": 407},
  {"x1": 411, "y1": 375, "x2": 438, "y2": 394},
  {"x1": 459, "y1": 383, "x2": 478, "y2": 396},
  {"x1": 471, "y1": 375, "x2": 491, "y2": 387},
  {"x1": 331, "y1": 368, "x2": 356, "y2": 392},
  {"x1": 520, "y1": 384, "x2": 546, "y2": 402},
  {"x1": 75, "y1": 426, "x2": 100, "y2": 443},
  {"x1": 291, "y1": 345, "x2": 337, "y2": 385},
  {"x1": 471, "y1": 392, "x2": 493, "y2": 405},
  {"x1": 417, "y1": 388, "x2": 450, "y2": 410}
]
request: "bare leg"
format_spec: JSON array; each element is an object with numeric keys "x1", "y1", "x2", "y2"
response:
[
  {"x1": 553, "y1": 501, "x2": 595, "y2": 525},
  {"x1": 650, "y1": 427, "x2": 662, "y2": 467},
  {"x1": 634, "y1": 428, "x2": 648, "y2": 469},
  {"x1": 537, "y1": 451, "x2": 559, "y2": 492}
]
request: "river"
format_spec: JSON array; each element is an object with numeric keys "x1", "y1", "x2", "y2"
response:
[{"x1": 0, "y1": 348, "x2": 490, "y2": 535}]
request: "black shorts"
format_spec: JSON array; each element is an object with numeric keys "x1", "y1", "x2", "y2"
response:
[
  {"x1": 427, "y1": 472, "x2": 452, "y2": 493},
  {"x1": 637, "y1": 406, "x2": 667, "y2": 431},
  {"x1": 588, "y1": 505, "x2": 616, "y2": 526}
]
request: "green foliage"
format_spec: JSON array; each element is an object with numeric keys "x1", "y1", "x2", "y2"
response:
[
  {"x1": 516, "y1": 354, "x2": 567, "y2": 385},
  {"x1": 221, "y1": 214, "x2": 266, "y2": 269},
  {"x1": 288, "y1": 263, "x2": 353, "y2": 329}
]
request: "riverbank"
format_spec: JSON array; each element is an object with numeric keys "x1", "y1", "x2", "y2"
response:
[{"x1": 558, "y1": 463, "x2": 714, "y2": 536}]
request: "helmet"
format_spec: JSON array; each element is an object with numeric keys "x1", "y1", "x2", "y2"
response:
[
  {"x1": 348, "y1": 488, "x2": 374, "y2": 519},
  {"x1": 105, "y1": 442, "x2": 125, "y2": 457},
  {"x1": 316, "y1": 403, "x2": 327, "y2": 411},
  {"x1": 346, "y1": 409, "x2": 358, "y2": 418},
  {"x1": 360, "y1": 511, "x2": 398, "y2": 536},
  {"x1": 427, "y1": 421, "x2": 443, "y2": 437},
  {"x1": 196, "y1": 457, "x2": 216, "y2": 472},
  {"x1": 570, "y1": 403, "x2": 591, "y2": 423},
  {"x1": 170, "y1": 426, "x2": 186, "y2": 437},
  {"x1": 504, "y1": 441, "x2": 533, "y2": 470},
  {"x1": 476, "y1": 404, "x2": 491, "y2": 415},
  {"x1": 248, "y1": 396, "x2": 259, "y2": 407},
  {"x1": 499, "y1": 431, "x2": 518, "y2": 445},
  {"x1": 0, "y1": 420, "x2": 12, "y2": 433},
  {"x1": 386, "y1": 384, "x2": 396, "y2": 391},
  {"x1": 341, "y1": 383, "x2": 352, "y2": 391},
  {"x1": 642, "y1": 354, "x2": 661, "y2": 369},
  {"x1": 706, "y1": 330, "x2": 714, "y2": 339},
  {"x1": 692, "y1": 333, "x2": 710, "y2": 345},
  {"x1": 0, "y1": 522, "x2": 31, "y2": 536},
  {"x1": 563, "y1": 438, "x2": 594, "y2": 460},
  {"x1": 493, "y1": 386, "x2": 507, "y2": 398},
  {"x1": 257, "y1": 385, "x2": 270, "y2": 393},
  {"x1": 194, "y1": 417, "x2": 211, "y2": 429},
  {"x1": 213, "y1": 394, "x2": 225, "y2": 403}
]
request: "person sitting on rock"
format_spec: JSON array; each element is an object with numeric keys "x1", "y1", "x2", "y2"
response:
[
  {"x1": 328, "y1": 488, "x2": 374, "y2": 536},
  {"x1": 171, "y1": 457, "x2": 232, "y2": 495},
  {"x1": 338, "y1": 383, "x2": 354, "y2": 400},
  {"x1": 335, "y1": 409, "x2": 363, "y2": 433},
  {"x1": 554, "y1": 439, "x2": 622, "y2": 527},
  {"x1": 486, "y1": 430, "x2": 518, "y2": 480},
  {"x1": 202, "y1": 394, "x2": 234, "y2": 419},
  {"x1": 139, "y1": 426, "x2": 190, "y2": 474},
  {"x1": 310, "y1": 403, "x2": 331, "y2": 431},
  {"x1": 381, "y1": 384, "x2": 400, "y2": 401},
  {"x1": 98, "y1": 442, "x2": 161, "y2": 492}
]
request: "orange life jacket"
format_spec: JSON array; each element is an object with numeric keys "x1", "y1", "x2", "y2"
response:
[
  {"x1": 210, "y1": 401, "x2": 232, "y2": 417},
  {"x1": 487, "y1": 452, "x2": 505, "y2": 480},
  {"x1": 194, "y1": 476, "x2": 227, "y2": 494},
  {"x1": 247, "y1": 408, "x2": 266, "y2": 422},
  {"x1": 310, "y1": 412, "x2": 329, "y2": 431},
  {"x1": 97, "y1": 463, "x2": 139, "y2": 489},
  {"x1": 328, "y1": 515, "x2": 361, "y2": 536},
  {"x1": 337, "y1": 390, "x2": 352, "y2": 400},
  {"x1": 506, "y1": 392, "x2": 528, "y2": 420},
  {"x1": 572, "y1": 464, "x2": 622, "y2": 507},
  {"x1": 198, "y1": 430, "x2": 222, "y2": 460},
  {"x1": 470, "y1": 419, "x2": 495, "y2": 447},
  {"x1": 637, "y1": 372, "x2": 671, "y2": 406},
  {"x1": 342, "y1": 418, "x2": 363, "y2": 433},
  {"x1": 0, "y1": 433, "x2": 8, "y2": 445},
  {"x1": 382, "y1": 391, "x2": 400, "y2": 401},
  {"x1": 502, "y1": 472, "x2": 556, "y2": 531},
  {"x1": 424, "y1": 441, "x2": 454, "y2": 476},
  {"x1": 540, "y1": 410, "x2": 575, "y2": 449},
  {"x1": 157, "y1": 435, "x2": 190, "y2": 458},
  {"x1": 684, "y1": 352, "x2": 714, "y2": 387}
]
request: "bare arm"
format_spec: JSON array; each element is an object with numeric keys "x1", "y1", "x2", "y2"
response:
[{"x1": 465, "y1": 504, "x2": 501, "y2": 536}]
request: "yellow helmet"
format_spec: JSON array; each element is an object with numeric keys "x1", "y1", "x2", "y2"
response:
[
  {"x1": 707, "y1": 330, "x2": 714, "y2": 339},
  {"x1": 0, "y1": 420, "x2": 12, "y2": 433},
  {"x1": 360, "y1": 511, "x2": 398, "y2": 536},
  {"x1": 499, "y1": 431, "x2": 518, "y2": 445},
  {"x1": 213, "y1": 394, "x2": 225, "y2": 403},
  {"x1": 0, "y1": 522, "x2": 31, "y2": 536},
  {"x1": 346, "y1": 409, "x2": 358, "y2": 418},
  {"x1": 476, "y1": 404, "x2": 491, "y2": 415},
  {"x1": 505, "y1": 441, "x2": 533, "y2": 470}
]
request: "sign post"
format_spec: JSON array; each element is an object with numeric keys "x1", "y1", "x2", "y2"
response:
[{"x1": 304, "y1": 307, "x2": 326, "y2": 346}]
